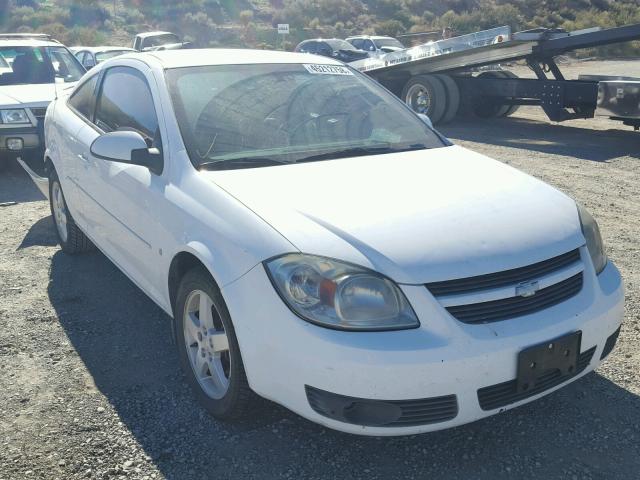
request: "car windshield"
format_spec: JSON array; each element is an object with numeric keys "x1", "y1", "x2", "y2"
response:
[
  {"x1": 95, "y1": 50, "x2": 132, "y2": 63},
  {"x1": 0, "y1": 46, "x2": 84, "y2": 85},
  {"x1": 374, "y1": 38, "x2": 405, "y2": 49},
  {"x1": 324, "y1": 40, "x2": 357, "y2": 51},
  {"x1": 144, "y1": 34, "x2": 179, "y2": 48},
  {"x1": 166, "y1": 63, "x2": 446, "y2": 170}
]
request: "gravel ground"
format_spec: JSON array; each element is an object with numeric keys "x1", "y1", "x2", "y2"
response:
[{"x1": 1, "y1": 61, "x2": 639, "y2": 480}]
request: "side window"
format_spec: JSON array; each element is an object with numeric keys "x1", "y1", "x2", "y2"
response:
[
  {"x1": 301, "y1": 42, "x2": 316, "y2": 54},
  {"x1": 68, "y1": 73, "x2": 99, "y2": 120},
  {"x1": 94, "y1": 66, "x2": 159, "y2": 141},
  {"x1": 83, "y1": 53, "x2": 96, "y2": 69},
  {"x1": 364, "y1": 40, "x2": 376, "y2": 51},
  {"x1": 75, "y1": 51, "x2": 86, "y2": 63},
  {"x1": 350, "y1": 39, "x2": 363, "y2": 50}
]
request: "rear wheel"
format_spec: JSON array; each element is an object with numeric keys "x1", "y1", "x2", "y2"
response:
[
  {"x1": 496, "y1": 71, "x2": 520, "y2": 117},
  {"x1": 472, "y1": 71, "x2": 511, "y2": 118},
  {"x1": 402, "y1": 75, "x2": 447, "y2": 124},
  {"x1": 49, "y1": 169, "x2": 93, "y2": 254},
  {"x1": 175, "y1": 267, "x2": 255, "y2": 420},
  {"x1": 434, "y1": 74, "x2": 460, "y2": 124}
]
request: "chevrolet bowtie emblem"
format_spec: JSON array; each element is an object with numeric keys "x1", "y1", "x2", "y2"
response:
[{"x1": 516, "y1": 280, "x2": 540, "y2": 298}]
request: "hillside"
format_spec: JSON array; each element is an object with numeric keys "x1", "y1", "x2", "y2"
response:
[{"x1": 1, "y1": 0, "x2": 639, "y2": 56}]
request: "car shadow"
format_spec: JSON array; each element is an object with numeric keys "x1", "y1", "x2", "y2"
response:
[
  {"x1": 46, "y1": 248, "x2": 640, "y2": 479},
  {"x1": 18, "y1": 215, "x2": 58, "y2": 249},
  {"x1": 0, "y1": 159, "x2": 46, "y2": 204},
  {"x1": 440, "y1": 115, "x2": 640, "y2": 162}
]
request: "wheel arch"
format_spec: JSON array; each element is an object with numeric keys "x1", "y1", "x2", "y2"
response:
[{"x1": 167, "y1": 244, "x2": 222, "y2": 318}]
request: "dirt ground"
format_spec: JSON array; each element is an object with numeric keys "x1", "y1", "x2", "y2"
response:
[{"x1": 1, "y1": 60, "x2": 639, "y2": 480}]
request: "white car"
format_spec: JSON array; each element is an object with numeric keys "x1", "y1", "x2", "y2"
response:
[
  {"x1": 346, "y1": 35, "x2": 406, "y2": 57},
  {"x1": 73, "y1": 46, "x2": 136, "y2": 70},
  {"x1": 32, "y1": 49, "x2": 623, "y2": 436},
  {"x1": 0, "y1": 34, "x2": 84, "y2": 171}
]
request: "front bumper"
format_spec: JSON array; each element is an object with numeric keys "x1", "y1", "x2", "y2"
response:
[
  {"x1": 0, "y1": 125, "x2": 43, "y2": 160},
  {"x1": 222, "y1": 255, "x2": 624, "y2": 436}
]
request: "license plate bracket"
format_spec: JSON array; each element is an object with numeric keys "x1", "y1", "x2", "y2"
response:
[{"x1": 516, "y1": 331, "x2": 581, "y2": 393}]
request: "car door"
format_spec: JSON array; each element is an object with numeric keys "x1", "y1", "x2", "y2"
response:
[
  {"x1": 76, "y1": 63, "x2": 170, "y2": 303},
  {"x1": 59, "y1": 72, "x2": 101, "y2": 215}
]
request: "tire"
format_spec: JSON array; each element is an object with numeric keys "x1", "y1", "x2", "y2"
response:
[
  {"x1": 434, "y1": 74, "x2": 460, "y2": 124},
  {"x1": 495, "y1": 71, "x2": 520, "y2": 117},
  {"x1": 175, "y1": 267, "x2": 255, "y2": 420},
  {"x1": 401, "y1": 75, "x2": 447, "y2": 124},
  {"x1": 49, "y1": 169, "x2": 93, "y2": 254},
  {"x1": 472, "y1": 71, "x2": 511, "y2": 118}
]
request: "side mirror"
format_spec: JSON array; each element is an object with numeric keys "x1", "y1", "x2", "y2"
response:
[
  {"x1": 90, "y1": 131, "x2": 163, "y2": 174},
  {"x1": 417, "y1": 113, "x2": 433, "y2": 129}
]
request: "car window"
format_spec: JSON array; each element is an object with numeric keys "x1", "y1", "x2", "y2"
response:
[
  {"x1": 166, "y1": 63, "x2": 447, "y2": 170},
  {"x1": 350, "y1": 39, "x2": 363, "y2": 50},
  {"x1": 299, "y1": 41, "x2": 316, "y2": 53},
  {"x1": 317, "y1": 43, "x2": 332, "y2": 55},
  {"x1": 364, "y1": 40, "x2": 376, "y2": 51},
  {"x1": 94, "y1": 66, "x2": 159, "y2": 141},
  {"x1": 0, "y1": 53, "x2": 8, "y2": 68},
  {"x1": 68, "y1": 73, "x2": 100, "y2": 120},
  {"x1": 83, "y1": 53, "x2": 96, "y2": 68},
  {"x1": 0, "y1": 46, "x2": 84, "y2": 85}
]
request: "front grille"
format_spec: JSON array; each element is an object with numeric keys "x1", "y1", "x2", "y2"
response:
[
  {"x1": 446, "y1": 273, "x2": 583, "y2": 324},
  {"x1": 426, "y1": 249, "x2": 581, "y2": 296},
  {"x1": 306, "y1": 385, "x2": 458, "y2": 427},
  {"x1": 477, "y1": 346, "x2": 596, "y2": 410},
  {"x1": 600, "y1": 327, "x2": 621, "y2": 360}
]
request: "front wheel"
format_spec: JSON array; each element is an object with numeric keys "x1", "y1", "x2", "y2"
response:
[
  {"x1": 49, "y1": 170, "x2": 93, "y2": 254},
  {"x1": 175, "y1": 267, "x2": 255, "y2": 419}
]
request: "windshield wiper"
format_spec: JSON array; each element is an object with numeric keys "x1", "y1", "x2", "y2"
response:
[
  {"x1": 198, "y1": 157, "x2": 292, "y2": 171},
  {"x1": 296, "y1": 144, "x2": 428, "y2": 163}
]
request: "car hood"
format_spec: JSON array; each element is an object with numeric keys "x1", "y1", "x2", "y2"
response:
[
  {"x1": 203, "y1": 145, "x2": 585, "y2": 284},
  {"x1": 0, "y1": 83, "x2": 69, "y2": 107}
]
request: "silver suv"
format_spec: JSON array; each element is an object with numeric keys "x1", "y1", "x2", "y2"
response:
[{"x1": 0, "y1": 34, "x2": 84, "y2": 171}]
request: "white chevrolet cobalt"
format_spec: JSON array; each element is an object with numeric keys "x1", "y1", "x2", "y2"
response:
[{"x1": 36, "y1": 49, "x2": 623, "y2": 436}]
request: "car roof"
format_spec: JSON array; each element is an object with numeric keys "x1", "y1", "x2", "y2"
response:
[
  {"x1": 143, "y1": 49, "x2": 343, "y2": 69},
  {"x1": 0, "y1": 38, "x2": 64, "y2": 47},
  {"x1": 346, "y1": 35, "x2": 394, "y2": 40},
  {"x1": 136, "y1": 31, "x2": 176, "y2": 39},
  {"x1": 80, "y1": 46, "x2": 136, "y2": 54}
]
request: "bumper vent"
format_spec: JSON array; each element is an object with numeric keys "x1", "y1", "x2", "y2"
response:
[
  {"x1": 446, "y1": 272, "x2": 583, "y2": 324},
  {"x1": 600, "y1": 327, "x2": 621, "y2": 360},
  {"x1": 305, "y1": 385, "x2": 458, "y2": 427},
  {"x1": 477, "y1": 346, "x2": 596, "y2": 411},
  {"x1": 426, "y1": 249, "x2": 581, "y2": 296}
]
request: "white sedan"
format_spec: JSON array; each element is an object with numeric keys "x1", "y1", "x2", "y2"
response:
[{"x1": 35, "y1": 49, "x2": 623, "y2": 436}]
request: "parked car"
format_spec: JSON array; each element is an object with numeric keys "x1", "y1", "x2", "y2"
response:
[
  {"x1": 294, "y1": 38, "x2": 369, "y2": 62},
  {"x1": 346, "y1": 35, "x2": 405, "y2": 57},
  {"x1": 132, "y1": 31, "x2": 191, "y2": 52},
  {"x1": 73, "y1": 46, "x2": 136, "y2": 70},
  {"x1": 0, "y1": 33, "x2": 84, "y2": 171},
  {"x1": 30, "y1": 49, "x2": 623, "y2": 436}
]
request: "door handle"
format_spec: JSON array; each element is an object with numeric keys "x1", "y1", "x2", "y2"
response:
[{"x1": 78, "y1": 153, "x2": 88, "y2": 162}]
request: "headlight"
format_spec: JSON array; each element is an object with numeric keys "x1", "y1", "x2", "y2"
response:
[
  {"x1": 265, "y1": 254, "x2": 419, "y2": 331},
  {"x1": 577, "y1": 204, "x2": 607, "y2": 274},
  {"x1": 0, "y1": 109, "x2": 30, "y2": 124}
]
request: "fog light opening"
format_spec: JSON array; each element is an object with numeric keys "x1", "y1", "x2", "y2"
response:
[{"x1": 6, "y1": 138, "x2": 23, "y2": 151}]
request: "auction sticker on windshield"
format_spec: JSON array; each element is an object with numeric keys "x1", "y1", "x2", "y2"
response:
[{"x1": 304, "y1": 64, "x2": 353, "y2": 75}]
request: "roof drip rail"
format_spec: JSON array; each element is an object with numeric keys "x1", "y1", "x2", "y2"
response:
[{"x1": 0, "y1": 33, "x2": 59, "y2": 42}]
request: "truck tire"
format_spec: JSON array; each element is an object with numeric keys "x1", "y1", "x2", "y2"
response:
[
  {"x1": 49, "y1": 169, "x2": 94, "y2": 254},
  {"x1": 401, "y1": 75, "x2": 447, "y2": 124},
  {"x1": 434, "y1": 74, "x2": 461, "y2": 124},
  {"x1": 495, "y1": 71, "x2": 520, "y2": 117},
  {"x1": 472, "y1": 71, "x2": 511, "y2": 118}
]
